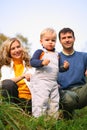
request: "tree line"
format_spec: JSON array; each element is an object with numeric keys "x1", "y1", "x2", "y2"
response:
[{"x1": 0, "y1": 33, "x2": 31, "y2": 55}]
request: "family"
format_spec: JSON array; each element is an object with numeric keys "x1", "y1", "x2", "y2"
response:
[{"x1": 0, "y1": 27, "x2": 87, "y2": 119}]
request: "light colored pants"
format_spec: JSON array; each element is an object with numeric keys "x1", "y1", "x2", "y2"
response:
[{"x1": 30, "y1": 80, "x2": 59, "y2": 118}]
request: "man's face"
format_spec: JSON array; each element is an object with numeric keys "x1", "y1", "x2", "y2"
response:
[{"x1": 59, "y1": 32, "x2": 75, "y2": 50}]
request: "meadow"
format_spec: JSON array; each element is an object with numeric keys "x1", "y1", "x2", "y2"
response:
[{"x1": 0, "y1": 94, "x2": 87, "y2": 130}]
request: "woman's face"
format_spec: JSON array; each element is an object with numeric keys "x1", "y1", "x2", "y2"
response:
[{"x1": 10, "y1": 40, "x2": 23, "y2": 60}]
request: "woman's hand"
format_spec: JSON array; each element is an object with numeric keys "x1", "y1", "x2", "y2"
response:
[{"x1": 23, "y1": 73, "x2": 32, "y2": 81}]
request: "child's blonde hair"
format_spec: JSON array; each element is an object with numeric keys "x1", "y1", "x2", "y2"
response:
[{"x1": 40, "y1": 28, "x2": 57, "y2": 40}]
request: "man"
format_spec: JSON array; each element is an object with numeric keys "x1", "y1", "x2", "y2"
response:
[{"x1": 57, "y1": 27, "x2": 87, "y2": 119}]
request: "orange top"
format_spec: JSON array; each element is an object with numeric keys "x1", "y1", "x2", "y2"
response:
[{"x1": 13, "y1": 59, "x2": 31, "y2": 100}]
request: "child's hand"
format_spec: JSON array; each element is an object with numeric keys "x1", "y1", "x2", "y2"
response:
[
  {"x1": 42, "y1": 59, "x2": 50, "y2": 66},
  {"x1": 63, "y1": 60, "x2": 69, "y2": 69}
]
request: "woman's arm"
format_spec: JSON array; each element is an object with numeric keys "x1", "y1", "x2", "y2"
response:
[
  {"x1": 1, "y1": 65, "x2": 31, "y2": 83},
  {"x1": 11, "y1": 74, "x2": 25, "y2": 83}
]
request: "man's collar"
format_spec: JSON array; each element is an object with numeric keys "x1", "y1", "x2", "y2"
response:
[{"x1": 62, "y1": 50, "x2": 75, "y2": 56}]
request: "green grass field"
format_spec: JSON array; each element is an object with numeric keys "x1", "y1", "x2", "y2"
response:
[{"x1": 0, "y1": 98, "x2": 87, "y2": 130}]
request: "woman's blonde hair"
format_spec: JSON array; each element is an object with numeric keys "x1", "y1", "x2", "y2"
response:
[{"x1": 0, "y1": 38, "x2": 30, "y2": 68}]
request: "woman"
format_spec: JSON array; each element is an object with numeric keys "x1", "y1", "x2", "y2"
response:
[{"x1": 0, "y1": 38, "x2": 34, "y2": 114}]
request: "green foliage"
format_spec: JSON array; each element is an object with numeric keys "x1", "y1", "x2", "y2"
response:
[
  {"x1": 16, "y1": 34, "x2": 28, "y2": 45},
  {"x1": 0, "y1": 33, "x2": 9, "y2": 45},
  {"x1": 0, "y1": 101, "x2": 29, "y2": 130},
  {"x1": 0, "y1": 85, "x2": 87, "y2": 130},
  {"x1": 0, "y1": 97, "x2": 87, "y2": 130},
  {"x1": 16, "y1": 33, "x2": 31, "y2": 55}
]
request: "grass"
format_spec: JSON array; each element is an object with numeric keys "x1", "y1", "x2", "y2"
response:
[{"x1": 0, "y1": 88, "x2": 87, "y2": 130}]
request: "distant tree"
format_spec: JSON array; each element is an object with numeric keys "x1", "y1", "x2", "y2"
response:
[
  {"x1": 16, "y1": 34, "x2": 28, "y2": 45},
  {"x1": 0, "y1": 33, "x2": 9, "y2": 45},
  {"x1": 0, "y1": 33, "x2": 31, "y2": 55},
  {"x1": 16, "y1": 34, "x2": 31, "y2": 55}
]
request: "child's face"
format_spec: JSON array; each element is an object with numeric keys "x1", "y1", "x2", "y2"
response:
[{"x1": 40, "y1": 33, "x2": 56, "y2": 51}]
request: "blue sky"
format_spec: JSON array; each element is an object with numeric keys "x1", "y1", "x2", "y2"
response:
[{"x1": 0, "y1": 0, "x2": 87, "y2": 54}]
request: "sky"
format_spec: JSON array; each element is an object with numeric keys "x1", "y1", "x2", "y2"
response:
[{"x1": 0, "y1": 0, "x2": 87, "y2": 55}]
